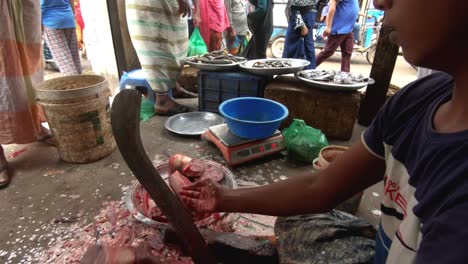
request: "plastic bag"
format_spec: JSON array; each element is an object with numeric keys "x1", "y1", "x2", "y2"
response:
[
  {"x1": 187, "y1": 28, "x2": 208, "y2": 57},
  {"x1": 282, "y1": 119, "x2": 328, "y2": 162},
  {"x1": 140, "y1": 97, "x2": 155, "y2": 121}
]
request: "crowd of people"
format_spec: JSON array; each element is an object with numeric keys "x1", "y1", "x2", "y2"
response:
[
  {"x1": 188, "y1": 0, "x2": 367, "y2": 70},
  {"x1": 0, "y1": 0, "x2": 364, "y2": 189},
  {"x1": 186, "y1": 0, "x2": 362, "y2": 71},
  {"x1": 125, "y1": 0, "x2": 363, "y2": 116}
]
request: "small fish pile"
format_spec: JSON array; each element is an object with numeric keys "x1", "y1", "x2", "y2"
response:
[
  {"x1": 187, "y1": 50, "x2": 246, "y2": 64},
  {"x1": 299, "y1": 70, "x2": 370, "y2": 84},
  {"x1": 252, "y1": 60, "x2": 293, "y2": 68}
]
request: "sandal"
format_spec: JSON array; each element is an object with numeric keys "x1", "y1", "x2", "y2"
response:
[
  {"x1": 172, "y1": 86, "x2": 198, "y2": 99},
  {"x1": 154, "y1": 104, "x2": 192, "y2": 116},
  {"x1": 37, "y1": 134, "x2": 57, "y2": 146},
  {"x1": 0, "y1": 164, "x2": 10, "y2": 189}
]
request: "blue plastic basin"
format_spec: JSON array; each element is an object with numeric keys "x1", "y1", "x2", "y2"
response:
[{"x1": 219, "y1": 97, "x2": 289, "y2": 139}]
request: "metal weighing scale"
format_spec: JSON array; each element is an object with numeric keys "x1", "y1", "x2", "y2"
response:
[{"x1": 202, "y1": 124, "x2": 285, "y2": 166}]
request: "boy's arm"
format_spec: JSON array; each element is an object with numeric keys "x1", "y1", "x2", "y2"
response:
[
  {"x1": 220, "y1": 140, "x2": 385, "y2": 216},
  {"x1": 324, "y1": 0, "x2": 337, "y2": 37}
]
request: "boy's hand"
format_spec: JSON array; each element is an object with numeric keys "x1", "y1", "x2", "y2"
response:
[
  {"x1": 180, "y1": 179, "x2": 224, "y2": 213},
  {"x1": 323, "y1": 26, "x2": 331, "y2": 38},
  {"x1": 177, "y1": 0, "x2": 191, "y2": 18},
  {"x1": 300, "y1": 25, "x2": 309, "y2": 37}
]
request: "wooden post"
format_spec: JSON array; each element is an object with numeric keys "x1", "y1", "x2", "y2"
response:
[
  {"x1": 357, "y1": 27, "x2": 399, "y2": 126},
  {"x1": 106, "y1": 0, "x2": 141, "y2": 78}
]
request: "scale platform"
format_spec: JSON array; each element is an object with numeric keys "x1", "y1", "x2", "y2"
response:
[{"x1": 202, "y1": 124, "x2": 285, "y2": 166}]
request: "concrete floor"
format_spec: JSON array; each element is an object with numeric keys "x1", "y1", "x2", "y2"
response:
[
  {"x1": 0, "y1": 105, "x2": 380, "y2": 263},
  {"x1": 0, "y1": 54, "x2": 414, "y2": 263}
]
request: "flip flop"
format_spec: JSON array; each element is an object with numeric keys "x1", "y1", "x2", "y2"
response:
[
  {"x1": 155, "y1": 104, "x2": 192, "y2": 116},
  {"x1": 172, "y1": 87, "x2": 198, "y2": 99},
  {"x1": 37, "y1": 134, "x2": 57, "y2": 146},
  {"x1": 0, "y1": 164, "x2": 10, "y2": 189}
]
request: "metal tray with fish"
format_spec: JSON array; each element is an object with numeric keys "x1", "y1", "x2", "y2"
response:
[
  {"x1": 240, "y1": 58, "x2": 310, "y2": 76},
  {"x1": 184, "y1": 51, "x2": 246, "y2": 71},
  {"x1": 164, "y1": 112, "x2": 225, "y2": 136},
  {"x1": 125, "y1": 160, "x2": 238, "y2": 227},
  {"x1": 295, "y1": 69, "x2": 375, "y2": 92}
]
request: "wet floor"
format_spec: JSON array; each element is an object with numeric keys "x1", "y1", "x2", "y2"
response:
[
  {"x1": 0, "y1": 99, "x2": 382, "y2": 263},
  {"x1": 0, "y1": 53, "x2": 415, "y2": 262}
]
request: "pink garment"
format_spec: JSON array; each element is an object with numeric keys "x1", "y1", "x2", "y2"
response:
[{"x1": 197, "y1": 0, "x2": 230, "y2": 48}]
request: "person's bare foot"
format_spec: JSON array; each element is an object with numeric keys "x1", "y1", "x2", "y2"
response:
[
  {"x1": 154, "y1": 93, "x2": 192, "y2": 116},
  {"x1": 0, "y1": 146, "x2": 10, "y2": 189}
]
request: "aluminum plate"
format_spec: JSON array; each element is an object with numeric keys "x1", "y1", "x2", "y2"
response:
[
  {"x1": 165, "y1": 112, "x2": 225, "y2": 136},
  {"x1": 295, "y1": 69, "x2": 375, "y2": 92},
  {"x1": 185, "y1": 58, "x2": 244, "y2": 71},
  {"x1": 240, "y1": 58, "x2": 310, "y2": 76}
]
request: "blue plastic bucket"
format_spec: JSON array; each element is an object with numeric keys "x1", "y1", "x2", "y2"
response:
[{"x1": 219, "y1": 97, "x2": 289, "y2": 139}]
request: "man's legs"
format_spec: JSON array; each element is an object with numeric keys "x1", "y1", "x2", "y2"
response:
[
  {"x1": 43, "y1": 27, "x2": 80, "y2": 75},
  {"x1": 209, "y1": 29, "x2": 222, "y2": 52},
  {"x1": 64, "y1": 28, "x2": 82, "y2": 74},
  {"x1": 316, "y1": 34, "x2": 346, "y2": 67},
  {"x1": 188, "y1": 19, "x2": 194, "y2": 38},
  {"x1": 282, "y1": 10, "x2": 302, "y2": 59},
  {"x1": 302, "y1": 10, "x2": 317, "y2": 69},
  {"x1": 339, "y1": 32, "x2": 354, "y2": 72},
  {"x1": 256, "y1": 22, "x2": 272, "y2": 59}
]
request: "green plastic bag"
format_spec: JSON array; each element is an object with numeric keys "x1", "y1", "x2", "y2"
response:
[
  {"x1": 282, "y1": 119, "x2": 329, "y2": 162},
  {"x1": 187, "y1": 28, "x2": 208, "y2": 57},
  {"x1": 140, "y1": 97, "x2": 155, "y2": 121},
  {"x1": 237, "y1": 36, "x2": 249, "y2": 56}
]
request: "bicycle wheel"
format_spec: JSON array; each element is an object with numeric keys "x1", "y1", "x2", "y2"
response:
[
  {"x1": 270, "y1": 37, "x2": 285, "y2": 58},
  {"x1": 366, "y1": 45, "x2": 377, "y2": 64}
]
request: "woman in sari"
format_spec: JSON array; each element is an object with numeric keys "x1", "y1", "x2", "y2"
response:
[
  {"x1": 196, "y1": 0, "x2": 230, "y2": 52},
  {"x1": 243, "y1": 0, "x2": 273, "y2": 59},
  {"x1": 0, "y1": 0, "x2": 48, "y2": 188}
]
